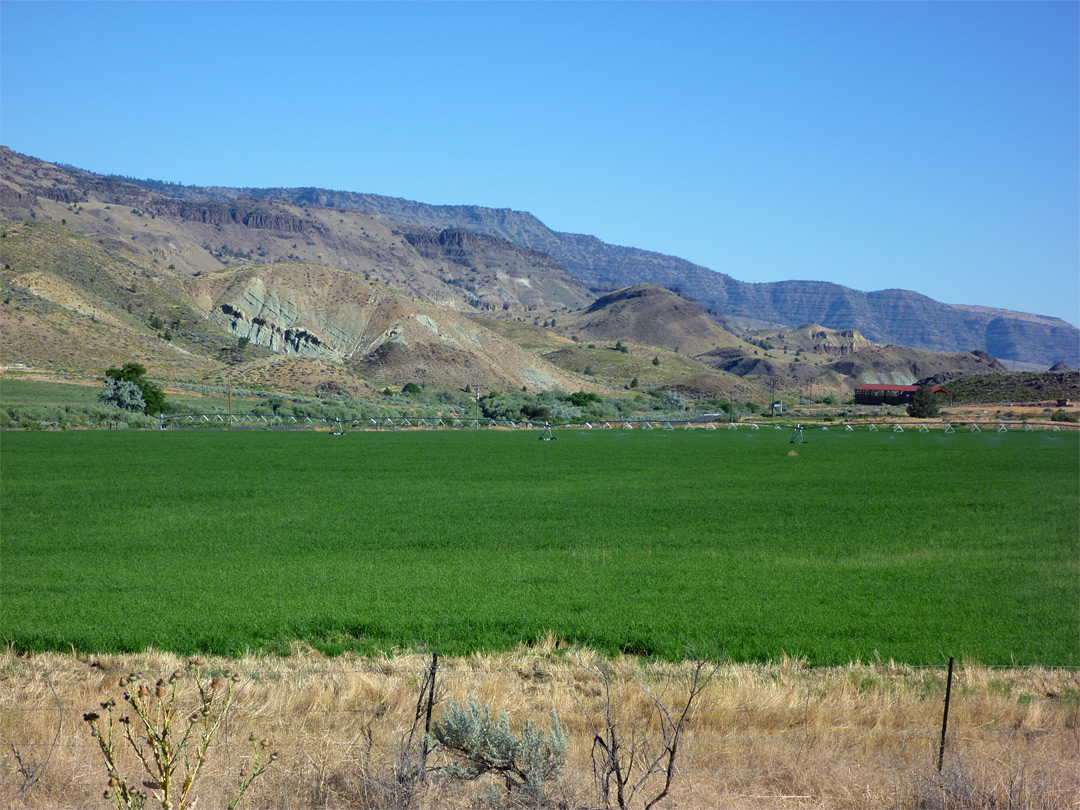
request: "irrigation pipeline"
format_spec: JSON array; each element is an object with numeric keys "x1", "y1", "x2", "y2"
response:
[{"x1": 143, "y1": 415, "x2": 1077, "y2": 433}]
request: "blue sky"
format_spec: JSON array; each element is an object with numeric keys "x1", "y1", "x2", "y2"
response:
[{"x1": 2, "y1": 1, "x2": 1077, "y2": 326}]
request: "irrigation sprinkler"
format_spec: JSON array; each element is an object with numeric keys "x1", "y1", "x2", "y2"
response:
[
  {"x1": 789, "y1": 424, "x2": 806, "y2": 444},
  {"x1": 539, "y1": 422, "x2": 556, "y2": 441}
]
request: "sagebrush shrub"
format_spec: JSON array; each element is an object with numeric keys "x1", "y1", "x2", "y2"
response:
[{"x1": 432, "y1": 697, "x2": 568, "y2": 806}]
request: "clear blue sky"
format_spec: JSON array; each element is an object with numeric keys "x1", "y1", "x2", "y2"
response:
[{"x1": 2, "y1": 1, "x2": 1077, "y2": 326}]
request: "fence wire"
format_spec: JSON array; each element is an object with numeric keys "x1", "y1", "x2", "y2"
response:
[{"x1": 2, "y1": 659, "x2": 1078, "y2": 809}]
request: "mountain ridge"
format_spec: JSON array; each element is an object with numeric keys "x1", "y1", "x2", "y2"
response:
[{"x1": 102, "y1": 172, "x2": 1077, "y2": 367}]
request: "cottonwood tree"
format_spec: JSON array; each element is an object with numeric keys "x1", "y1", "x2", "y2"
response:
[
  {"x1": 100, "y1": 363, "x2": 166, "y2": 415},
  {"x1": 99, "y1": 377, "x2": 146, "y2": 413}
]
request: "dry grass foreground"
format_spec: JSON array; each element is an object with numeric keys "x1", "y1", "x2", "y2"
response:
[{"x1": 1, "y1": 641, "x2": 1077, "y2": 810}]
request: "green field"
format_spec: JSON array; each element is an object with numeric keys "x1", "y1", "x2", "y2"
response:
[
  {"x1": 0, "y1": 377, "x2": 258, "y2": 412},
  {"x1": 0, "y1": 378, "x2": 105, "y2": 406},
  {"x1": 1, "y1": 429, "x2": 1077, "y2": 664}
]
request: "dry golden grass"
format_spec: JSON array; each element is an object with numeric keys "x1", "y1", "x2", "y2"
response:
[{"x1": 1, "y1": 642, "x2": 1076, "y2": 809}]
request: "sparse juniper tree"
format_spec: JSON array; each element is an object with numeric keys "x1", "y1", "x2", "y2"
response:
[{"x1": 907, "y1": 385, "x2": 940, "y2": 418}]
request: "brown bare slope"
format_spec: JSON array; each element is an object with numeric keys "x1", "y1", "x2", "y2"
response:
[
  {"x1": 825, "y1": 345, "x2": 1005, "y2": 385},
  {"x1": 562, "y1": 283, "x2": 753, "y2": 356}
]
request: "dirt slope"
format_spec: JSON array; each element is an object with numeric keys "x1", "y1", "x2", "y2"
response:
[{"x1": 562, "y1": 284, "x2": 753, "y2": 356}]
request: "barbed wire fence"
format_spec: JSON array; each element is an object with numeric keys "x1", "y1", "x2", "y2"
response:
[{"x1": 2, "y1": 656, "x2": 1078, "y2": 808}]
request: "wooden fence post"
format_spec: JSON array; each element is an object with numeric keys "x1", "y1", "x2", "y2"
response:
[
  {"x1": 421, "y1": 652, "x2": 438, "y2": 762},
  {"x1": 937, "y1": 656, "x2": 955, "y2": 772}
]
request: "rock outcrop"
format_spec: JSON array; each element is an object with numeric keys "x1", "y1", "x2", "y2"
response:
[{"x1": 189, "y1": 263, "x2": 598, "y2": 393}]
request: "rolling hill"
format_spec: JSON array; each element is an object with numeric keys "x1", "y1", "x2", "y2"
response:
[
  {"x1": 1, "y1": 147, "x2": 1070, "y2": 404},
  {"x1": 0, "y1": 220, "x2": 603, "y2": 395}
]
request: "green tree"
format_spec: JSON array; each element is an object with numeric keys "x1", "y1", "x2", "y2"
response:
[
  {"x1": 569, "y1": 391, "x2": 603, "y2": 408},
  {"x1": 906, "y1": 386, "x2": 940, "y2": 418},
  {"x1": 652, "y1": 355, "x2": 660, "y2": 366},
  {"x1": 99, "y1": 378, "x2": 145, "y2": 413},
  {"x1": 103, "y1": 363, "x2": 166, "y2": 415}
]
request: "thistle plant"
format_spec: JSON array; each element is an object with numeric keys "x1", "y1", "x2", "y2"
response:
[{"x1": 82, "y1": 659, "x2": 278, "y2": 810}]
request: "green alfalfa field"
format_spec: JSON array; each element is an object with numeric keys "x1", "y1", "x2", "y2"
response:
[{"x1": 1, "y1": 428, "x2": 1077, "y2": 665}]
